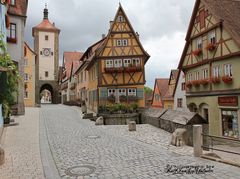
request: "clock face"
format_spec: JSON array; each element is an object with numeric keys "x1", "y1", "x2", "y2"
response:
[{"x1": 43, "y1": 48, "x2": 51, "y2": 56}]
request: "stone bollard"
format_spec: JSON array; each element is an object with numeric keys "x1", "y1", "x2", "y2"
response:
[
  {"x1": 128, "y1": 121, "x2": 136, "y2": 131},
  {"x1": 193, "y1": 125, "x2": 203, "y2": 157},
  {"x1": 0, "y1": 146, "x2": 4, "y2": 165}
]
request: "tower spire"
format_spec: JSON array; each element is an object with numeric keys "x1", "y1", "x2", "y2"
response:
[{"x1": 43, "y1": 3, "x2": 48, "y2": 19}]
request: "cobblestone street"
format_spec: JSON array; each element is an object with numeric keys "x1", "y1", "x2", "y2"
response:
[{"x1": 40, "y1": 105, "x2": 240, "y2": 179}]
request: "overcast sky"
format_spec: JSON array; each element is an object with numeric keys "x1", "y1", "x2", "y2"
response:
[{"x1": 25, "y1": 0, "x2": 195, "y2": 88}]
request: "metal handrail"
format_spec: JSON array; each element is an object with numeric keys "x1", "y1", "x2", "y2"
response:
[
  {"x1": 202, "y1": 145, "x2": 240, "y2": 155},
  {"x1": 202, "y1": 133, "x2": 240, "y2": 142}
]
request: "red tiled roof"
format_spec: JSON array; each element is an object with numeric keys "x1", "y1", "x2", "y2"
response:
[
  {"x1": 33, "y1": 19, "x2": 60, "y2": 32},
  {"x1": 8, "y1": 0, "x2": 28, "y2": 17},
  {"x1": 155, "y1": 78, "x2": 169, "y2": 97},
  {"x1": 63, "y1": 52, "x2": 83, "y2": 80}
]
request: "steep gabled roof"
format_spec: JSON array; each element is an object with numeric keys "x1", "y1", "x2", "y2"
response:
[
  {"x1": 8, "y1": 0, "x2": 28, "y2": 17},
  {"x1": 178, "y1": 0, "x2": 240, "y2": 69},
  {"x1": 169, "y1": 69, "x2": 179, "y2": 85},
  {"x1": 156, "y1": 78, "x2": 169, "y2": 97}
]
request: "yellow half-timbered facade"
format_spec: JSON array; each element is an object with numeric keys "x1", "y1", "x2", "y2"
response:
[
  {"x1": 178, "y1": 0, "x2": 240, "y2": 139},
  {"x1": 85, "y1": 4, "x2": 150, "y2": 112}
]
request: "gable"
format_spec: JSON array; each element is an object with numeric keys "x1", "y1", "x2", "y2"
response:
[{"x1": 98, "y1": 5, "x2": 149, "y2": 60}]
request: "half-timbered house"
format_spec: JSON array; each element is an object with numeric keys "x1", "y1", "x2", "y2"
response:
[
  {"x1": 178, "y1": 0, "x2": 240, "y2": 138},
  {"x1": 85, "y1": 4, "x2": 150, "y2": 112}
]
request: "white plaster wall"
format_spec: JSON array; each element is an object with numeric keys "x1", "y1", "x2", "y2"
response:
[
  {"x1": 174, "y1": 71, "x2": 189, "y2": 112},
  {"x1": 39, "y1": 31, "x2": 55, "y2": 81}
]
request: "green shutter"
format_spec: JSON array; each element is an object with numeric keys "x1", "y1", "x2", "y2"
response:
[
  {"x1": 99, "y1": 87, "x2": 107, "y2": 99},
  {"x1": 137, "y1": 88, "x2": 144, "y2": 99}
]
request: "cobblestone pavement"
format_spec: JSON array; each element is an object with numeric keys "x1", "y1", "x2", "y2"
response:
[
  {"x1": 41, "y1": 105, "x2": 240, "y2": 179},
  {"x1": 0, "y1": 108, "x2": 45, "y2": 179}
]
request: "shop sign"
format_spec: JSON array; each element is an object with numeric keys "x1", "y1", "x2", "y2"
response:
[{"x1": 218, "y1": 96, "x2": 238, "y2": 106}]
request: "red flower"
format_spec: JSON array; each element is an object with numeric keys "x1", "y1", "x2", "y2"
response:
[
  {"x1": 200, "y1": 79, "x2": 209, "y2": 85},
  {"x1": 211, "y1": 77, "x2": 220, "y2": 83},
  {"x1": 222, "y1": 76, "x2": 233, "y2": 84},
  {"x1": 206, "y1": 43, "x2": 216, "y2": 51},
  {"x1": 191, "y1": 80, "x2": 200, "y2": 87},
  {"x1": 186, "y1": 81, "x2": 192, "y2": 88},
  {"x1": 192, "y1": 49, "x2": 202, "y2": 56}
]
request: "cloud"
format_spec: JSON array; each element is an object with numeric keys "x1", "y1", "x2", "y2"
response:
[{"x1": 24, "y1": 0, "x2": 195, "y2": 88}]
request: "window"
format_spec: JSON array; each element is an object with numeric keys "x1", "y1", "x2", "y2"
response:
[
  {"x1": 40, "y1": 51, "x2": 43, "y2": 55},
  {"x1": 24, "y1": 91, "x2": 28, "y2": 99},
  {"x1": 122, "y1": 39, "x2": 128, "y2": 46},
  {"x1": 177, "y1": 98, "x2": 183, "y2": 108},
  {"x1": 106, "y1": 60, "x2": 113, "y2": 68},
  {"x1": 84, "y1": 71, "x2": 87, "y2": 82},
  {"x1": 24, "y1": 59, "x2": 28, "y2": 66},
  {"x1": 114, "y1": 59, "x2": 122, "y2": 68},
  {"x1": 222, "y1": 110, "x2": 238, "y2": 138},
  {"x1": 7, "y1": 23, "x2": 17, "y2": 42},
  {"x1": 117, "y1": 15, "x2": 124, "y2": 22},
  {"x1": 202, "y1": 69, "x2": 208, "y2": 79},
  {"x1": 195, "y1": 71, "x2": 200, "y2": 80},
  {"x1": 181, "y1": 83, "x2": 186, "y2": 91},
  {"x1": 45, "y1": 71, "x2": 49, "y2": 77},
  {"x1": 128, "y1": 88, "x2": 136, "y2": 96},
  {"x1": 108, "y1": 89, "x2": 116, "y2": 96},
  {"x1": 45, "y1": 35, "x2": 49, "y2": 41},
  {"x1": 116, "y1": 40, "x2": 122, "y2": 46},
  {"x1": 118, "y1": 89, "x2": 126, "y2": 96},
  {"x1": 132, "y1": 58, "x2": 140, "y2": 67},
  {"x1": 224, "y1": 64, "x2": 232, "y2": 76},
  {"x1": 80, "y1": 72, "x2": 83, "y2": 83},
  {"x1": 197, "y1": 38, "x2": 202, "y2": 50},
  {"x1": 213, "y1": 66, "x2": 220, "y2": 77},
  {"x1": 124, "y1": 59, "x2": 131, "y2": 67},
  {"x1": 209, "y1": 31, "x2": 216, "y2": 44},
  {"x1": 188, "y1": 73, "x2": 193, "y2": 81},
  {"x1": 10, "y1": 0, "x2": 15, "y2": 5},
  {"x1": 154, "y1": 94, "x2": 160, "y2": 102},
  {"x1": 24, "y1": 73, "x2": 29, "y2": 81}
]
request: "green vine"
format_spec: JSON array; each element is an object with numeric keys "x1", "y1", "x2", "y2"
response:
[{"x1": 0, "y1": 34, "x2": 20, "y2": 119}]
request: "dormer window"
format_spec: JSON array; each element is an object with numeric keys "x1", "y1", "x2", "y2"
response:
[{"x1": 117, "y1": 15, "x2": 124, "y2": 22}]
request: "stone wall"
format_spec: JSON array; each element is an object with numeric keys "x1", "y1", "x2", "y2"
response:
[{"x1": 100, "y1": 113, "x2": 139, "y2": 125}]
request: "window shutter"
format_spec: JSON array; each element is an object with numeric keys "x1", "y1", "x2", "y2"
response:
[
  {"x1": 136, "y1": 88, "x2": 144, "y2": 99},
  {"x1": 99, "y1": 87, "x2": 107, "y2": 99}
]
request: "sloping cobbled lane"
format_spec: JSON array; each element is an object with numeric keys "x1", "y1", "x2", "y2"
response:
[{"x1": 41, "y1": 105, "x2": 240, "y2": 179}]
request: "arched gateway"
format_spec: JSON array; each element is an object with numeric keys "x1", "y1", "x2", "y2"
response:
[{"x1": 32, "y1": 5, "x2": 61, "y2": 104}]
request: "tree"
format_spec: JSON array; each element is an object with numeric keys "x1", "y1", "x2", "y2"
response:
[
  {"x1": 144, "y1": 86, "x2": 153, "y2": 95},
  {"x1": 0, "y1": 34, "x2": 20, "y2": 120}
]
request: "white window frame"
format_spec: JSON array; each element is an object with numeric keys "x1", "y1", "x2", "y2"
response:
[
  {"x1": 128, "y1": 88, "x2": 136, "y2": 96},
  {"x1": 118, "y1": 89, "x2": 126, "y2": 96},
  {"x1": 132, "y1": 58, "x2": 140, "y2": 67},
  {"x1": 122, "y1": 39, "x2": 128, "y2": 46},
  {"x1": 106, "y1": 60, "x2": 113, "y2": 68},
  {"x1": 209, "y1": 31, "x2": 216, "y2": 44},
  {"x1": 213, "y1": 66, "x2": 220, "y2": 77},
  {"x1": 114, "y1": 59, "x2": 122, "y2": 68},
  {"x1": 202, "y1": 69, "x2": 209, "y2": 79},
  {"x1": 224, "y1": 64, "x2": 232, "y2": 76},
  {"x1": 24, "y1": 73, "x2": 29, "y2": 81},
  {"x1": 124, "y1": 59, "x2": 131, "y2": 67},
  {"x1": 195, "y1": 71, "x2": 200, "y2": 80},
  {"x1": 118, "y1": 15, "x2": 124, "y2": 22},
  {"x1": 116, "y1": 40, "x2": 122, "y2": 46},
  {"x1": 108, "y1": 89, "x2": 116, "y2": 97},
  {"x1": 197, "y1": 38, "x2": 202, "y2": 50},
  {"x1": 188, "y1": 73, "x2": 193, "y2": 81}
]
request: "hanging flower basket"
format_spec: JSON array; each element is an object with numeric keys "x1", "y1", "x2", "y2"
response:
[
  {"x1": 186, "y1": 81, "x2": 192, "y2": 88},
  {"x1": 211, "y1": 77, "x2": 221, "y2": 83},
  {"x1": 191, "y1": 80, "x2": 200, "y2": 87},
  {"x1": 200, "y1": 79, "x2": 209, "y2": 85},
  {"x1": 206, "y1": 43, "x2": 216, "y2": 51},
  {"x1": 192, "y1": 49, "x2": 202, "y2": 56},
  {"x1": 222, "y1": 75, "x2": 233, "y2": 84}
]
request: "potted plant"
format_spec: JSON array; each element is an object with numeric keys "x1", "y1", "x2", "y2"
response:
[
  {"x1": 192, "y1": 49, "x2": 202, "y2": 56},
  {"x1": 206, "y1": 43, "x2": 216, "y2": 51},
  {"x1": 200, "y1": 79, "x2": 209, "y2": 85},
  {"x1": 211, "y1": 77, "x2": 221, "y2": 83},
  {"x1": 222, "y1": 75, "x2": 233, "y2": 84},
  {"x1": 107, "y1": 94, "x2": 115, "y2": 103}
]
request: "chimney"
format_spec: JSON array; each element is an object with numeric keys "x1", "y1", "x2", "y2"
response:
[{"x1": 102, "y1": 34, "x2": 106, "y2": 39}]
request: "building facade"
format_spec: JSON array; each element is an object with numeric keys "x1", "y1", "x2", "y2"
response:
[
  {"x1": 178, "y1": 0, "x2": 240, "y2": 138},
  {"x1": 23, "y1": 42, "x2": 36, "y2": 107},
  {"x1": 32, "y1": 5, "x2": 60, "y2": 104},
  {"x1": 85, "y1": 4, "x2": 150, "y2": 112},
  {"x1": 7, "y1": 0, "x2": 28, "y2": 114},
  {"x1": 173, "y1": 70, "x2": 189, "y2": 111}
]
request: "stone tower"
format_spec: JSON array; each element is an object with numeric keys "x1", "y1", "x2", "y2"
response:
[{"x1": 32, "y1": 5, "x2": 61, "y2": 104}]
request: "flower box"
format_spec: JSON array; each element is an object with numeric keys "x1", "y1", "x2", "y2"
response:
[
  {"x1": 206, "y1": 43, "x2": 216, "y2": 51},
  {"x1": 186, "y1": 82, "x2": 192, "y2": 88},
  {"x1": 211, "y1": 77, "x2": 221, "y2": 83},
  {"x1": 200, "y1": 79, "x2": 209, "y2": 85},
  {"x1": 119, "y1": 95, "x2": 127, "y2": 103},
  {"x1": 125, "y1": 66, "x2": 142, "y2": 72},
  {"x1": 128, "y1": 95, "x2": 138, "y2": 102},
  {"x1": 192, "y1": 49, "x2": 202, "y2": 56},
  {"x1": 191, "y1": 80, "x2": 200, "y2": 87},
  {"x1": 222, "y1": 76, "x2": 233, "y2": 84}
]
